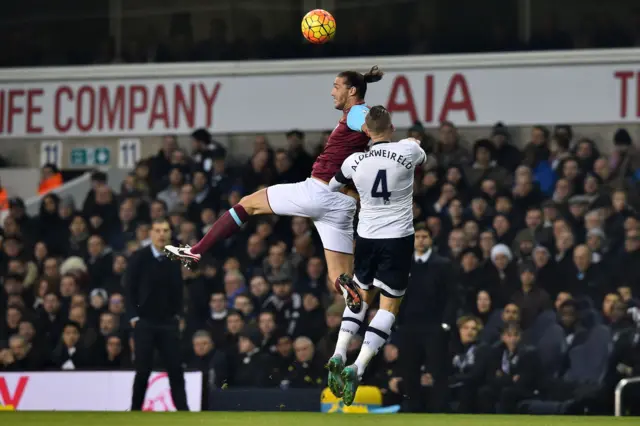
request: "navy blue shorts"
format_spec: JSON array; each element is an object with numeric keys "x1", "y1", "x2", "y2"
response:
[{"x1": 353, "y1": 234, "x2": 414, "y2": 298}]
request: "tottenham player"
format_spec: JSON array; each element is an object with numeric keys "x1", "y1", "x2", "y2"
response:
[
  {"x1": 326, "y1": 106, "x2": 426, "y2": 406},
  {"x1": 164, "y1": 66, "x2": 384, "y2": 312}
]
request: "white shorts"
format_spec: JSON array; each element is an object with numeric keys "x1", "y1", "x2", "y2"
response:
[{"x1": 267, "y1": 178, "x2": 357, "y2": 254}]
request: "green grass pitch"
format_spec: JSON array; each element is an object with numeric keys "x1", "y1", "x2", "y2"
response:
[{"x1": 0, "y1": 412, "x2": 637, "y2": 426}]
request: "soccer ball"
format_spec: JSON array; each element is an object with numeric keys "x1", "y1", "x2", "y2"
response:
[{"x1": 301, "y1": 9, "x2": 336, "y2": 44}]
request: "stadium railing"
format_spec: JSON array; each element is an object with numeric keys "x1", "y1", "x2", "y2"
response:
[
  {"x1": 614, "y1": 375, "x2": 640, "y2": 416},
  {"x1": 0, "y1": 167, "x2": 128, "y2": 224}
]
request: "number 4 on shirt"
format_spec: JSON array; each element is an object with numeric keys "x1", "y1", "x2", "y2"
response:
[{"x1": 371, "y1": 169, "x2": 391, "y2": 203}]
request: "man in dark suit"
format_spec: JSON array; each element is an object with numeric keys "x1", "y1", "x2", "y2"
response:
[
  {"x1": 397, "y1": 223, "x2": 459, "y2": 412},
  {"x1": 126, "y1": 218, "x2": 189, "y2": 411}
]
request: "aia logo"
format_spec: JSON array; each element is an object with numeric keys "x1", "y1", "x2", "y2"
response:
[
  {"x1": 0, "y1": 376, "x2": 29, "y2": 409},
  {"x1": 142, "y1": 373, "x2": 176, "y2": 411}
]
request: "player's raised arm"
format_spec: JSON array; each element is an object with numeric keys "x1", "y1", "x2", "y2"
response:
[
  {"x1": 329, "y1": 153, "x2": 359, "y2": 191},
  {"x1": 408, "y1": 138, "x2": 427, "y2": 166}
]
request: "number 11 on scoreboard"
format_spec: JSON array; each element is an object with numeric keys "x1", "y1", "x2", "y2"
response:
[{"x1": 118, "y1": 139, "x2": 141, "y2": 169}]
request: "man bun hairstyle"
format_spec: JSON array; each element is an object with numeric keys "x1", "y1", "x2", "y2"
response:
[
  {"x1": 363, "y1": 65, "x2": 384, "y2": 84},
  {"x1": 338, "y1": 65, "x2": 384, "y2": 99}
]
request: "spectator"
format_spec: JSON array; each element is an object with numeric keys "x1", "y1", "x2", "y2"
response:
[
  {"x1": 474, "y1": 290, "x2": 494, "y2": 326},
  {"x1": 283, "y1": 336, "x2": 324, "y2": 388},
  {"x1": 4, "y1": 334, "x2": 46, "y2": 371},
  {"x1": 2, "y1": 304, "x2": 22, "y2": 340},
  {"x1": 68, "y1": 215, "x2": 90, "y2": 258},
  {"x1": 0, "y1": 177, "x2": 8, "y2": 210},
  {"x1": 482, "y1": 303, "x2": 521, "y2": 344},
  {"x1": 223, "y1": 310, "x2": 245, "y2": 354},
  {"x1": 38, "y1": 163, "x2": 63, "y2": 195},
  {"x1": 101, "y1": 335, "x2": 130, "y2": 368},
  {"x1": 190, "y1": 128, "x2": 225, "y2": 173},
  {"x1": 52, "y1": 321, "x2": 90, "y2": 370},
  {"x1": 436, "y1": 121, "x2": 471, "y2": 168},
  {"x1": 477, "y1": 322, "x2": 542, "y2": 413},
  {"x1": 273, "y1": 149, "x2": 297, "y2": 185},
  {"x1": 189, "y1": 330, "x2": 228, "y2": 389},
  {"x1": 609, "y1": 128, "x2": 640, "y2": 184},
  {"x1": 567, "y1": 244, "x2": 605, "y2": 307},
  {"x1": 511, "y1": 261, "x2": 551, "y2": 330},
  {"x1": 444, "y1": 315, "x2": 489, "y2": 413},
  {"x1": 285, "y1": 130, "x2": 313, "y2": 181},
  {"x1": 490, "y1": 122, "x2": 521, "y2": 173},
  {"x1": 263, "y1": 277, "x2": 303, "y2": 336},
  {"x1": 110, "y1": 198, "x2": 138, "y2": 251},
  {"x1": 249, "y1": 275, "x2": 271, "y2": 309},
  {"x1": 232, "y1": 326, "x2": 271, "y2": 387},
  {"x1": 18, "y1": 318, "x2": 49, "y2": 367},
  {"x1": 86, "y1": 235, "x2": 113, "y2": 291},
  {"x1": 487, "y1": 244, "x2": 518, "y2": 308},
  {"x1": 84, "y1": 184, "x2": 118, "y2": 235},
  {"x1": 37, "y1": 194, "x2": 66, "y2": 255},
  {"x1": 262, "y1": 243, "x2": 294, "y2": 283},
  {"x1": 157, "y1": 167, "x2": 185, "y2": 213},
  {"x1": 465, "y1": 139, "x2": 512, "y2": 190},
  {"x1": 269, "y1": 333, "x2": 295, "y2": 385}
]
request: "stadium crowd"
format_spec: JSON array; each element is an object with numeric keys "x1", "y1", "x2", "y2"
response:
[{"x1": 1, "y1": 123, "x2": 640, "y2": 415}]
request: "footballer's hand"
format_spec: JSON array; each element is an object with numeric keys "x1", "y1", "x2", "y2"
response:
[
  {"x1": 130, "y1": 317, "x2": 139, "y2": 328},
  {"x1": 513, "y1": 375, "x2": 520, "y2": 383}
]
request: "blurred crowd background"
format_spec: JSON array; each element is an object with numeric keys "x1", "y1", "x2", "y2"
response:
[
  {"x1": 1, "y1": 123, "x2": 640, "y2": 414},
  {"x1": 1, "y1": 0, "x2": 640, "y2": 417},
  {"x1": 2, "y1": 0, "x2": 640, "y2": 67}
]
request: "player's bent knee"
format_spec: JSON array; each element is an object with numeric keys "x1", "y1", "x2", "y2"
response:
[
  {"x1": 239, "y1": 189, "x2": 272, "y2": 215},
  {"x1": 362, "y1": 290, "x2": 377, "y2": 306},
  {"x1": 379, "y1": 295, "x2": 403, "y2": 315}
]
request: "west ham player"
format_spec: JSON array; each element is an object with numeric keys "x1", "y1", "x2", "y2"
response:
[
  {"x1": 164, "y1": 66, "x2": 384, "y2": 310},
  {"x1": 326, "y1": 106, "x2": 426, "y2": 405}
]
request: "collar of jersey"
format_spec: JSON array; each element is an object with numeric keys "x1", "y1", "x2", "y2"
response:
[{"x1": 371, "y1": 141, "x2": 391, "y2": 146}]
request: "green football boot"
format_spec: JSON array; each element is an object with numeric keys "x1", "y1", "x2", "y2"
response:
[
  {"x1": 341, "y1": 365, "x2": 360, "y2": 406},
  {"x1": 326, "y1": 356, "x2": 345, "y2": 397}
]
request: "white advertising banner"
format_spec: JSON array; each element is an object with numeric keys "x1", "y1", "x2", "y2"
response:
[
  {"x1": 0, "y1": 371, "x2": 202, "y2": 411},
  {"x1": 1, "y1": 57, "x2": 640, "y2": 138}
]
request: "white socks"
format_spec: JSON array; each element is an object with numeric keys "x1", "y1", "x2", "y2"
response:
[
  {"x1": 354, "y1": 309, "x2": 395, "y2": 376},
  {"x1": 333, "y1": 301, "x2": 369, "y2": 361}
]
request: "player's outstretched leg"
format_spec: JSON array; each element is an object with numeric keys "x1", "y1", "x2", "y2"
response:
[
  {"x1": 343, "y1": 308, "x2": 397, "y2": 406},
  {"x1": 165, "y1": 189, "x2": 272, "y2": 267},
  {"x1": 327, "y1": 295, "x2": 368, "y2": 398}
]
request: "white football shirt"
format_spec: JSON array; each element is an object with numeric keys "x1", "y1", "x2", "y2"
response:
[{"x1": 337, "y1": 139, "x2": 426, "y2": 239}]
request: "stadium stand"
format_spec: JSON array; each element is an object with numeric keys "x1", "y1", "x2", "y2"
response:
[{"x1": 1, "y1": 0, "x2": 640, "y2": 417}]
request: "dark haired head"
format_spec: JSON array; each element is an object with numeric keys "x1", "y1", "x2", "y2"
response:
[
  {"x1": 151, "y1": 217, "x2": 169, "y2": 225},
  {"x1": 191, "y1": 128, "x2": 212, "y2": 145},
  {"x1": 63, "y1": 320, "x2": 81, "y2": 332},
  {"x1": 227, "y1": 309, "x2": 244, "y2": 319},
  {"x1": 414, "y1": 222, "x2": 430, "y2": 234},
  {"x1": 365, "y1": 105, "x2": 393, "y2": 135},
  {"x1": 501, "y1": 321, "x2": 521, "y2": 335},
  {"x1": 337, "y1": 66, "x2": 384, "y2": 100}
]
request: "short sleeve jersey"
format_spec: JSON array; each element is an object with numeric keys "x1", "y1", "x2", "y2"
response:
[
  {"x1": 340, "y1": 139, "x2": 426, "y2": 239},
  {"x1": 311, "y1": 104, "x2": 370, "y2": 182}
]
